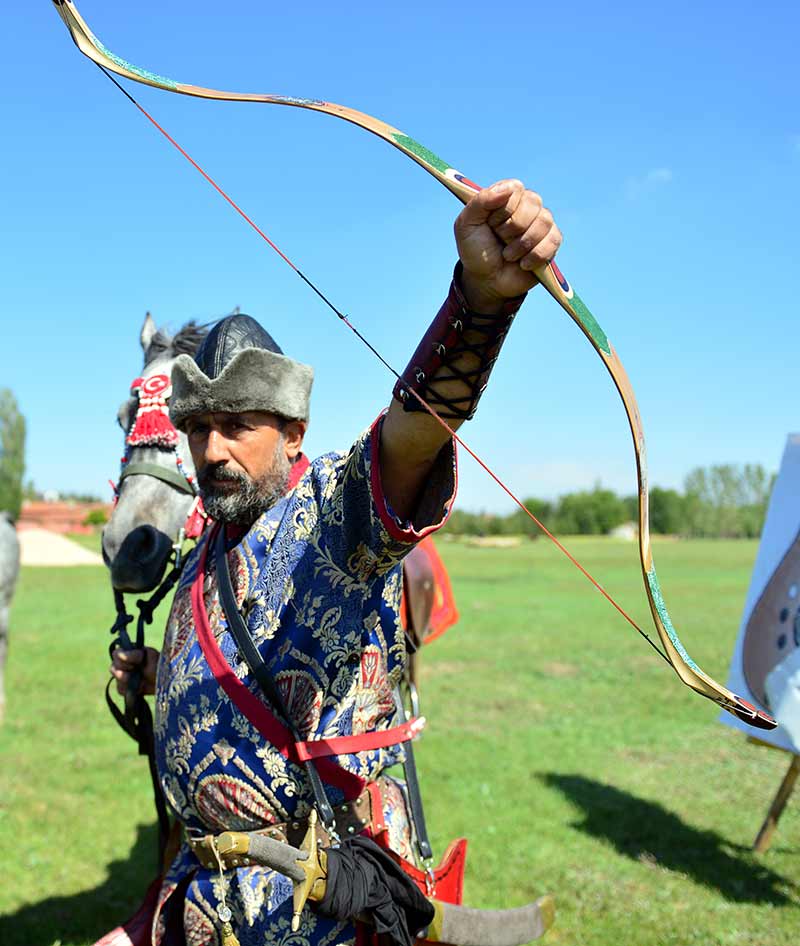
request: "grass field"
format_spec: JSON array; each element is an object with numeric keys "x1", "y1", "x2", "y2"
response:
[{"x1": 0, "y1": 536, "x2": 798, "y2": 945}]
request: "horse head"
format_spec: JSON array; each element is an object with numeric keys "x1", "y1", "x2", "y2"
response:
[{"x1": 103, "y1": 314, "x2": 209, "y2": 592}]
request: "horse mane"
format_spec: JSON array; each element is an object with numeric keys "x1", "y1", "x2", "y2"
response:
[{"x1": 145, "y1": 320, "x2": 212, "y2": 365}]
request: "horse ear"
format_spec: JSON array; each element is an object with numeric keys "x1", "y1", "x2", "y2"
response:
[{"x1": 140, "y1": 312, "x2": 157, "y2": 353}]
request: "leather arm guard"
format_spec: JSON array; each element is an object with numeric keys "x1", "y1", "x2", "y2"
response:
[{"x1": 392, "y1": 263, "x2": 527, "y2": 420}]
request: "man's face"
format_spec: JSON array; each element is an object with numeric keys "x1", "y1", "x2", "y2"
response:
[{"x1": 185, "y1": 411, "x2": 305, "y2": 525}]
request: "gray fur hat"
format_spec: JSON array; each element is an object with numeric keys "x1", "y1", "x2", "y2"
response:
[{"x1": 169, "y1": 314, "x2": 314, "y2": 429}]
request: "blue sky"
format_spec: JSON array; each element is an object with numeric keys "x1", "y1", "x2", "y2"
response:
[{"x1": 1, "y1": 1, "x2": 798, "y2": 512}]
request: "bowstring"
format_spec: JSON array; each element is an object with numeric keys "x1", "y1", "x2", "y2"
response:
[{"x1": 94, "y1": 62, "x2": 671, "y2": 668}]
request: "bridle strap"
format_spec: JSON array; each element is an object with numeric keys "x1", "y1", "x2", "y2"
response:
[
  {"x1": 107, "y1": 555, "x2": 189, "y2": 866},
  {"x1": 119, "y1": 460, "x2": 197, "y2": 495}
]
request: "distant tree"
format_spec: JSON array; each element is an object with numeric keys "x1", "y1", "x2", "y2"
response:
[
  {"x1": 649, "y1": 487, "x2": 685, "y2": 534},
  {"x1": 442, "y1": 465, "x2": 774, "y2": 539},
  {"x1": 61, "y1": 491, "x2": 104, "y2": 504},
  {"x1": 0, "y1": 390, "x2": 25, "y2": 521},
  {"x1": 83, "y1": 508, "x2": 109, "y2": 527},
  {"x1": 506, "y1": 497, "x2": 554, "y2": 537},
  {"x1": 622, "y1": 494, "x2": 639, "y2": 524},
  {"x1": 553, "y1": 486, "x2": 625, "y2": 535},
  {"x1": 738, "y1": 464, "x2": 775, "y2": 538},
  {"x1": 22, "y1": 479, "x2": 41, "y2": 501},
  {"x1": 443, "y1": 509, "x2": 484, "y2": 536},
  {"x1": 683, "y1": 464, "x2": 774, "y2": 538}
]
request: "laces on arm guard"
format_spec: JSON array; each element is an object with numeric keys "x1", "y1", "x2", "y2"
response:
[{"x1": 393, "y1": 263, "x2": 527, "y2": 421}]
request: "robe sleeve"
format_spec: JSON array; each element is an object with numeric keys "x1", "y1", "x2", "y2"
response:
[{"x1": 313, "y1": 413, "x2": 457, "y2": 580}]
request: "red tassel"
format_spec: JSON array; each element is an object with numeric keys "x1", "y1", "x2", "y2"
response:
[{"x1": 127, "y1": 374, "x2": 179, "y2": 448}]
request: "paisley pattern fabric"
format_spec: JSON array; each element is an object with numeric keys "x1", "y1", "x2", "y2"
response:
[{"x1": 151, "y1": 417, "x2": 456, "y2": 945}]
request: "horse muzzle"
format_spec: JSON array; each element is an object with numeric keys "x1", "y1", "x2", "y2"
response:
[{"x1": 105, "y1": 524, "x2": 174, "y2": 592}]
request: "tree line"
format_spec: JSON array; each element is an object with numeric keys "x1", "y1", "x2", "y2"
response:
[
  {"x1": 0, "y1": 387, "x2": 777, "y2": 540},
  {"x1": 444, "y1": 464, "x2": 775, "y2": 539}
]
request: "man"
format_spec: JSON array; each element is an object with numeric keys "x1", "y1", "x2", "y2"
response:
[{"x1": 113, "y1": 179, "x2": 561, "y2": 946}]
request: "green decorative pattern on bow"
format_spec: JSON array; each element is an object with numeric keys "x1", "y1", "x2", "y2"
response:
[
  {"x1": 96, "y1": 39, "x2": 179, "y2": 90},
  {"x1": 390, "y1": 134, "x2": 452, "y2": 176},
  {"x1": 570, "y1": 292, "x2": 610, "y2": 356}
]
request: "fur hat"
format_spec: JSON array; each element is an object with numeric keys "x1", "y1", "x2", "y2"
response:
[{"x1": 169, "y1": 315, "x2": 313, "y2": 429}]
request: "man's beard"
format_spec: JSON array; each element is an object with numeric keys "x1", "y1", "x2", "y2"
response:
[{"x1": 197, "y1": 440, "x2": 292, "y2": 526}]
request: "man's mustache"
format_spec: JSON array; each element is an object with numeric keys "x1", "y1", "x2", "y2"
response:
[{"x1": 197, "y1": 463, "x2": 251, "y2": 489}]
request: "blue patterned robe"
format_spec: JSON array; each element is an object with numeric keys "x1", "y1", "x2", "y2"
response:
[{"x1": 151, "y1": 418, "x2": 456, "y2": 945}]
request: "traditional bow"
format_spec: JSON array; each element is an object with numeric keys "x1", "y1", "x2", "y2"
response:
[{"x1": 51, "y1": 0, "x2": 775, "y2": 730}]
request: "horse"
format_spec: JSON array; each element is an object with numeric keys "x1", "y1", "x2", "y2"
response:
[
  {"x1": 103, "y1": 314, "x2": 208, "y2": 593},
  {"x1": 0, "y1": 511, "x2": 20, "y2": 724}
]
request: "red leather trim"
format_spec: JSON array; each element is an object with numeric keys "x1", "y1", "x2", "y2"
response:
[
  {"x1": 394, "y1": 837, "x2": 468, "y2": 906},
  {"x1": 287, "y1": 453, "x2": 310, "y2": 491},
  {"x1": 367, "y1": 781, "x2": 387, "y2": 836},
  {"x1": 417, "y1": 537, "x2": 459, "y2": 644},
  {"x1": 368, "y1": 413, "x2": 457, "y2": 544},
  {"x1": 294, "y1": 718, "x2": 424, "y2": 761},
  {"x1": 190, "y1": 529, "x2": 364, "y2": 795},
  {"x1": 355, "y1": 921, "x2": 372, "y2": 946}
]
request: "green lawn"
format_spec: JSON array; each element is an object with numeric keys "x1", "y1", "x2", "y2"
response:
[
  {"x1": 0, "y1": 538, "x2": 798, "y2": 945},
  {"x1": 65, "y1": 531, "x2": 104, "y2": 554}
]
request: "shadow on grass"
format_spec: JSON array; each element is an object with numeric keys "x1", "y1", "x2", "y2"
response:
[
  {"x1": 0, "y1": 822, "x2": 159, "y2": 946},
  {"x1": 541, "y1": 773, "x2": 797, "y2": 905}
]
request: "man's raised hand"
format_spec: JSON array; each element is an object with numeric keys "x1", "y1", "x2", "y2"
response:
[{"x1": 455, "y1": 179, "x2": 562, "y2": 312}]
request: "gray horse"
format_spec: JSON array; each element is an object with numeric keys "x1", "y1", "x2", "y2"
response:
[
  {"x1": 103, "y1": 314, "x2": 208, "y2": 593},
  {"x1": 0, "y1": 512, "x2": 20, "y2": 723}
]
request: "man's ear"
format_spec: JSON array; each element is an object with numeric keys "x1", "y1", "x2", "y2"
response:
[{"x1": 284, "y1": 420, "x2": 306, "y2": 460}]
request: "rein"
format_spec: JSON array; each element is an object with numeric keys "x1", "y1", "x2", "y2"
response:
[
  {"x1": 106, "y1": 540, "x2": 189, "y2": 864},
  {"x1": 105, "y1": 370, "x2": 207, "y2": 865}
]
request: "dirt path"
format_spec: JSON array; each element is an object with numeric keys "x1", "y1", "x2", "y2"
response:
[{"x1": 18, "y1": 528, "x2": 104, "y2": 566}]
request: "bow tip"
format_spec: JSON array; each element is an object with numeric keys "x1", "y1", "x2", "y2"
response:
[{"x1": 732, "y1": 697, "x2": 777, "y2": 731}]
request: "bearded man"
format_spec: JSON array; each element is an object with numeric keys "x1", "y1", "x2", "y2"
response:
[{"x1": 112, "y1": 179, "x2": 561, "y2": 946}]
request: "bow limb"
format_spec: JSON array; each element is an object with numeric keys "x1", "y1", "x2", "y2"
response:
[{"x1": 52, "y1": 0, "x2": 776, "y2": 731}]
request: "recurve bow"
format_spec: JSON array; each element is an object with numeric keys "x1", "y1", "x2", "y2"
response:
[{"x1": 51, "y1": 0, "x2": 775, "y2": 730}]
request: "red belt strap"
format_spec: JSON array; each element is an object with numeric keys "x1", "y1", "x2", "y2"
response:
[
  {"x1": 191, "y1": 535, "x2": 423, "y2": 789},
  {"x1": 294, "y1": 717, "x2": 425, "y2": 761}
]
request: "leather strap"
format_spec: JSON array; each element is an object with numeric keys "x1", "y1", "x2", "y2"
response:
[
  {"x1": 107, "y1": 562, "x2": 186, "y2": 868},
  {"x1": 395, "y1": 691, "x2": 433, "y2": 862},
  {"x1": 187, "y1": 785, "x2": 382, "y2": 868},
  {"x1": 393, "y1": 262, "x2": 526, "y2": 420},
  {"x1": 214, "y1": 527, "x2": 337, "y2": 828},
  {"x1": 119, "y1": 461, "x2": 197, "y2": 495}
]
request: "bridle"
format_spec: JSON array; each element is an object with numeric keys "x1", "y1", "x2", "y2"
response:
[{"x1": 106, "y1": 371, "x2": 208, "y2": 863}]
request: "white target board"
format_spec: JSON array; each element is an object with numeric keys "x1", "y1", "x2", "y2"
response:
[{"x1": 720, "y1": 434, "x2": 800, "y2": 752}]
